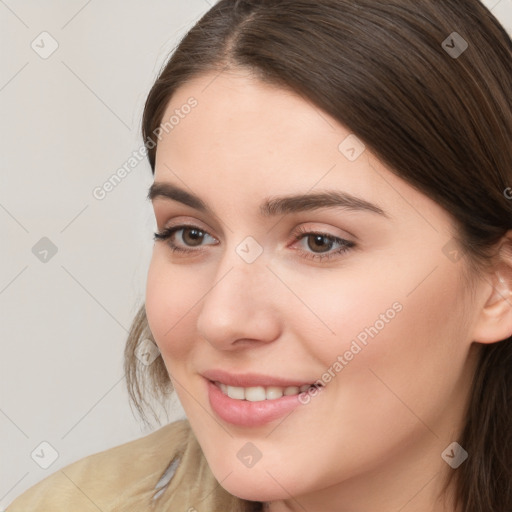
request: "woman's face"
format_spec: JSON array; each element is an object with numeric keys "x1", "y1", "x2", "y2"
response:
[{"x1": 146, "y1": 68, "x2": 483, "y2": 509}]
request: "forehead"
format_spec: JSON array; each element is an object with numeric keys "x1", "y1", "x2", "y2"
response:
[
  {"x1": 153, "y1": 70, "x2": 451, "y2": 236},
  {"x1": 156, "y1": 70, "x2": 357, "y2": 185},
  {"x1": 160, "y1": 69, "x2": 343, "y2": 157}
]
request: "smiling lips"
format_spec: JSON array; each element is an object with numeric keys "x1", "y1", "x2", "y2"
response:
[
  {"x1": 201, "y1": 368, "x2": 322, "y2": 388},
  {"x1": 202, "y1": 369, "x2": 324, "y2": 426},
  {"x1": 214, "y1": 381, "x2": 320, "y2": 401}
]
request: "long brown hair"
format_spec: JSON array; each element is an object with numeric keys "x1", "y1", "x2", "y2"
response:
[{"x1": 125, "y1": 1, "x2": 512, "y2": 509}]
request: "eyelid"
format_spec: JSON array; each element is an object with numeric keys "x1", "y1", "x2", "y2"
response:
[
  {"x1": 157, "y1": 217, "x2": 218, "y2": 237},
  {"x1": 154, "y1": 222, "x2": 356, "y2": 263},
  {"x1": 290, "y1": 222, "x2": 354, "y2": 242},
  {"x1": 156, "y1": 219, "x2": 352, "y2": 246},
  {"x1": 154, "y1": 223, "x2": 218, "y2": 245},
  {"x1": 153, "y1": 207, "x2": 225, "y2": 238}
]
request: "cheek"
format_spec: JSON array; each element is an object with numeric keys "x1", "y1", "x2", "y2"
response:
[
  {"x1": 288, "y1": 255, "x2": 469, "y2": 416},
  {"x1": 273, "y1": 263, "x2": 406, "y2": 366},
  {"x1": 145, "y1": 253, "x2": 203, "y2": 361},
  {"x1": 314, "y1": 264, "x2": 470, "y2": 437}
]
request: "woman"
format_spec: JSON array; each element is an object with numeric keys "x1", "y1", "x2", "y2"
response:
[{"x1": 8, "y1": 0, "x2": 512, "y2": 510}]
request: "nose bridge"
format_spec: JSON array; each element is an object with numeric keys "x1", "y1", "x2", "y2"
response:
[
  {"x1": 209, "y1": 233, "x2": 270, "y2": 303},
  {"x1": 196, "y1": 240, "x2": 280, "y2": 347},
  {"x1": 201, "y1": 243, "x2": 267, "y2": 317},
  {"x1": 213, "y1": 253, "x2": 256, "y2": 301}
]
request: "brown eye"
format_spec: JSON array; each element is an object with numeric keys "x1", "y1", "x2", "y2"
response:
[
  {"x1": 153, "y1": 225, "x2": 218, "y2": 253},
  {"x1": 292, "y1": 228, "x2": 356, "y2": 262},
  {"x1": 306, "y1": 234, "x2": 335, "y2": 253},
  {"x1": 181, "y1": 227, "x2": 206, "y2": 247}
]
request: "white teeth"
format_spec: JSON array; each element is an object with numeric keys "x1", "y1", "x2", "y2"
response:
[
  {"x1": 266, "y1": 386, "x2": 284, "y2": 400},
  {"x1": 245, "y1": 386, "x2": 266, "y2": 402},
  {"x1": 218, "y1": 382, "x2": 317, "y2": 402},
  {"x1": 283, "y1": 386, "x2": 299, "y2": 396},
  {"x1": 227, "y1": 386, "x2": 245, "y2": 400}
]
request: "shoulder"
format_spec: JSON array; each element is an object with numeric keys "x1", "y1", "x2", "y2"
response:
[{"x1": 6, "y1": 419, "x2": 196, "y2": 511}]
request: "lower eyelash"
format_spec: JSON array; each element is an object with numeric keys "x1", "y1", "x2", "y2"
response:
[
  {"x1": 153, "y1": 226, "x2": 355, "y2": 261},
  {"x1": 293, "y1": 232, "x2": 354, "y2": 261}
]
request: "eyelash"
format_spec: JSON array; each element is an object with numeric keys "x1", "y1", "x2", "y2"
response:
[{"x1": 153, "y1": 224, "x2": 355, "y2": 262}]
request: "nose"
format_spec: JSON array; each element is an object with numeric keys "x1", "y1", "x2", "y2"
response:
[{"x1": 196, "y1": 251, "x2": 281, "y2": 351}]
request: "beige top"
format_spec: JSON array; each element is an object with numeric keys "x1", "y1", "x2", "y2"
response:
[{"x1": 7, "y1": 419, "x2": 261, "y2": 512}]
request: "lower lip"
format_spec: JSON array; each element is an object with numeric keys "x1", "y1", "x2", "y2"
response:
[{"x1": 206, "y1": 379, "x2": 308, "y2": 427}]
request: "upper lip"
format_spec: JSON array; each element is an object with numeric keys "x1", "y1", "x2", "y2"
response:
[{"x1": 201, "y1": 369, "x2": 321, "y2": 388}]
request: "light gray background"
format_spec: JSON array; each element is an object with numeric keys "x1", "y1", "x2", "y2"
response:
[{"x1": 1, "y1": 0, "x2": 511, "y2": 508}]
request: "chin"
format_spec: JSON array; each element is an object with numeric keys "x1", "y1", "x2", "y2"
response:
[
  {"x1": 217, "y1": 473, "x2": 292, "y2": 503},
  {"x1": 203, "y1": 452, "x2": 301, "y2": 503}
]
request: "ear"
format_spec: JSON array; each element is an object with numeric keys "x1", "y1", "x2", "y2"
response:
[{"x1": 472, "y1": 231, "x2": 512, "y2": 344}]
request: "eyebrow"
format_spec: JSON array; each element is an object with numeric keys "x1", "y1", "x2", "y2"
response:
[{"x1": 147, "y1": 182, "x2": 389, "y2": 218}]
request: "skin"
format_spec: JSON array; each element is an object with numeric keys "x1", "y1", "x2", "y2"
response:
[{"x1": 145, "y1": 68, "x2": 512, "y2": 512}]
